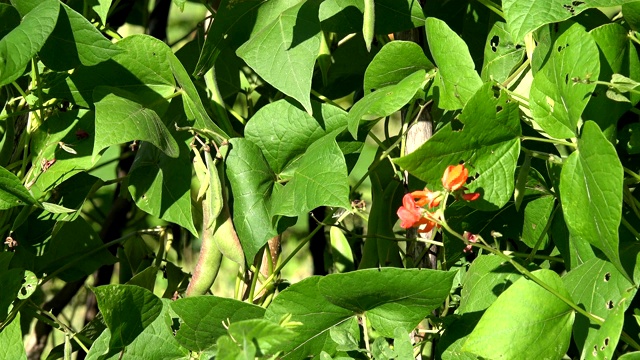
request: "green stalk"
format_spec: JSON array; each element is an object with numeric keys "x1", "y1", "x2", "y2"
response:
[{"x1": 525, "y1": 204, "x2": 559, "y2": 263}]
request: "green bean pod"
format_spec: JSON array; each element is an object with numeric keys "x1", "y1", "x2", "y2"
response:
[
  {"x1": 185, "y1": 198, "x2": 223, "y2": 297},
  {"x1": 363, "y1": 0, "x2": 375, "y2": 52}
]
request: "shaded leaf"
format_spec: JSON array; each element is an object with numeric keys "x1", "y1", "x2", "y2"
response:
[
  {"x1": 0, "y1": 166, "x2": 36, "y2": 209},
  {"x1": 0, "y1": 312, "x2": 26, "y2": 360}
]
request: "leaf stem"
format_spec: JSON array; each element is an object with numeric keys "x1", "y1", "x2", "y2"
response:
[
  {"x1": 520, "y1": 136, "x2": 576, "y2": 148},
  {"x1": 525, "y1": 203, "x2": 559, "y2": 263},
  {"x1": 474, "y1": 0, "x2": 504, "y2": 18},
  {"x1": 520, "y1": 147, "x2": 564, "y2": 164},
  {"x1": 502, "y1": 58, "x2": 530, "y2": 88}
]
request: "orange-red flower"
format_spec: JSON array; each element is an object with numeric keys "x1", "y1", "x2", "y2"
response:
[
  {"x1": 462, "y1": 192, "x2": 480, "y2": 201},
  {"x1": 397, "y1": 194, "x2": 437, "y2": 232},
  {"x1": 442, "y1": 164, "x2": 468, "y2": 191},
  {"x1": 411, "y1": 189, "x2": 442, "y2": 209}
]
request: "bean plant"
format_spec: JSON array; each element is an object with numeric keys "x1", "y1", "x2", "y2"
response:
[{"x1": 1, "y1": 0, "x2": 640, "y2": 359}]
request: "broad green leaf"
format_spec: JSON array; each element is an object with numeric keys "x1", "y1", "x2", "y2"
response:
[
  {"x1": 93, "y1": 91, "x2": 179, "y2": 159},
  {"x1": 237, "y1": 0, "x2": 322, "y2": 114},
  {"x1": 86, "y1": 299, "x2": 189, "y2": 360},
  {"x1": 371, "y1": 337, "x2": 395, "y2": 360},
  {"x1": 31, "y1": 109, "x2": 96, "y2": 193},
  {"x1": 394, "y1": 83, "x2": 521, "y2": 210},
  {"x1": 227, "y1": 319, "x2": 297, "y2": 356},
  {"x1": 319, "y1": 0, "x2": 424, "y2": 35},
  {"x1": 271, "y1": 132, "x2": 350, "y2": 217},
  {"x1": 318, "y1": 268, "x2": 456, "y2": 337},
  {"x1": 393, "y1": 328, "x2": 414, "y2": 359},
  {"x1": 264, "y1": 276, "x2": 354, "y2": 359},
  {"x1": 0, "y1": 268, "x2": 23, "y2": 322},
  {"x1": 0, "y1": 312, "x2": 26, "y2": 360},
  {"x1": 458, "y1": 255, "x2": 522, "y2": 314},
  {"x1": 329, "y1": 317, "x2": 360, "y2": 352},
  {"x1": 504, "y1": 0, "x2": 637, "y2": 42},
  {"x1": 38, "y1": 217, "x2": 117, "y2": 282},
  {"x1": 0, "y1": 0, "x2": 59, "y2": 86},
  {"x1": 621, "y1": 352, "x2": 640, "y2": 360},
  {"x1": 550, "y1": 206, "x2": 595, "y2": 270},
  {"x1": 560, "y1": 121, "x2": 625, "y2": 276},
  {"x1": 128, "y1": 139, "x2": 198, "y2": 237},
  {"x1": 88, "y1": 0, "x2": 112, "y2": 24},
  {"x1": 563, "y1": 257, "x2": 635, "y2": 359},
  {"x1": 520, "y1": 195, "x2": 554, "y2": 249},
  {"x1": 529, "y1": 23, "x2": 599, "y2": 139},
  {"x1": 91, "y1": 285, "x2": 163, "y2": 354},
  {"x1": 168, "y1": 52, "x2": 230, "y2": 138},
  {"x1": 49, "y1": 35, "x2": 175, "y2": 110},
  {"x1": 18, "y1": 270, "x2": 37, "y2": 300},
  {"x1": 585, "y1": 24, "x2": 640, "y2": 141},
  {"x1": 0, "y1": 4, "x2": 20, "y2": 39},
  {"x1": 244, "y1": 100, "x2": 347, "y2": 174},
  {"x1": 0, "y1": 166, "x2": 36, "y2": 209},
  {"x1": 481, "y1": 22, "x2": 525, "y2": 83},
  {"x1": 347, "y1": 70, "x2": 425, "y2": 137},
  {"x1": 363, "y1": 41, "x2": 434, "y2": 92},
  {"x1": 463, "y1": 269, "x2": 574, "y2": 360},
  {"x1": 225, "y1": 138, "x2": 277, "y2": 263},
  {"x1": 193, "y1": 0, "x2": 264, "y2": 77},
  {"x1": 39, "y1": 3, "x2": 121, "y2": 71},
  {"x1": 436, "y1": 312, "x2": 482, "y2": 360},
  {"x1": 329, "y1": 227, "x2": 354, "y2": 273},
  {"x1": 171, "y1": 296, "x2": 265, "y2": 352},
  {"x1": 426, "y1": 17, "x2": 483, "y2": 110}
]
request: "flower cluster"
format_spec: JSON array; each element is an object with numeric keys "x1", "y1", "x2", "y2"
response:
[{"x1": 397, "y1": 164, "x2": 480, "y2": 233}]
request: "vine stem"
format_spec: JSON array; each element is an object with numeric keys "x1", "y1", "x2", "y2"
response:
[
  {"x1": 361, "y1": 312, "x2": 372, "y2": 357},
  {"x1": 474, "y1": 0, "x2": 504, "y2": 18},
  {"x1": 520, "y1": 136, "x2": 576, "y2": 148}
]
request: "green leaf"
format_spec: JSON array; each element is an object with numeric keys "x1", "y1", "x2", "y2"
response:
[
  {"x1": 560, "y1": 121, "x2": 626, "y2": 277},
  {"x1": 128, "y1": 139, "x2": 198, "y2": 237},
  {"x1": 263, "y1": 276, "x2": 354, "y2": 359},
  {"x1": 87, "y1": 0, "x2": 112, "y2": 25},
  {"x1": 503, "y1": 0, "x2": 636, "y2": 42},
  {"x1": 39, "y1": 3, "x2": 122, "y2": 71},
  {"x1": 437, "y1": 313, "x2": 481, "y2": 360},
  {"x1": 585, "y1": 24, "x2": 640, "y2": 140},
  {"x1": 347, "y1": 70, "x2": 425, "y2": 137},
  {"x1": 393, "y1": 328, "x2": 414, "y2": 359},
  {"x1": 8, "y1": 0, "x2": 41, "y2": 16},
  {"x1": 49, "y1": 35, "x2": 175, "y2": 110},
  {"x1": 38, "y1": 217, "x2": 117, "y2": 282},
  {"x1": 244, "y1": 100, "x2": 347, "y2": 174},
  {"x1": 0, "y1": 0, "x2": 59, "y2": 86},
  {"x1": 394, "y1": 83, "x2": 521, "y2": 210},
  {"x1": 32, "y1": 109, "x2": 97, "y2": 193},
  {"x1": 563, "y1": 257, "x2": 635, "y2": 358},
  {"x1": 0, "y1": 166, "x2": 36, "y2": 209},
  {"x1": 458, "y1": 255, "x2": 523, "y2": 314},
  {"x1": 227, "y1": 319, "x2": 297, "y2": 356},
  {"x1": 463, "y1": 269, "x2": 574, "y2": 360},
  {"x1": 550, "y1": 209, "x2": 595, "y2": 270},
  {"x1": 318, "y1": 268, "x2": 456, "y2": 337},
  {"x1": 171, "y1": 296, "x2": 265, "y2": 352},
  {"x1": 520, "y1": 195, "x2": 554, "y2": 249},
  {"x1": 0, "y1": 268, "x2": 23, "y2": 322},
  {"x1": 225, "y1": 138, "x2": 277, "y2": 263},
  {"x1": 41, "y1": 202, "x2": 75, "y2": 214},
  {"x1": 271, "y1": 132, "x2": 351, "y2": 217},
  {"x1": 426, "y1": 17, "x2": 483, "y2": 110},
  {"x1": 481, "y1": 22, "x2": 525, "y2": 83},
  {"x1": 85, "y1": 299, "x2": 189, "y2": 360},
  {"x1": 237, "y1": 0, "x2": 322, "y2": 114},
  {"x1": 623, "y1": 2, "x2": 640, "y2": 31},
  {"x1": 363, "y1": 41, "x2": 434, "y2": 92},
  {"x1": 529, "y1": 23, "x2": 599, "y2": 139},
  {"x1": 0, "y1": 312, "x2": 26, "y2": 360},
  {"x1": 168, "y1": 51, "x2": 230, "y2": 138},
  {"x1": 91, "y1": 285, "x2": 163, "y2": 354},
  {"x1": 0, "y1": 4, "x2": 20, "y2": 39},
  {"x1": 93, "y1": 90, "x2": 179, "y2": 159}
]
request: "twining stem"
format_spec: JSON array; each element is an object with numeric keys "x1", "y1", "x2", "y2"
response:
[
  {"x1": 361, "y1": 312, "x2": 372, "y2": 357},
  {"x1": 502, "y1": 58, "x2": 530, "y2": 88},
  {"x1": 521, "y1": 147, "x2": 564, "y2": 164}
]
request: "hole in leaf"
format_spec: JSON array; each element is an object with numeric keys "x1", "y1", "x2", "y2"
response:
[
  {"x1": 490, "y1": 35, "x2": 500, "y2": 52},
  {"x1": 20, "y1": 288, "x2": 27, "y2": 296},
  {"x1": 573, "y1": 1, "x2": 584, "y2": 5},
  {"x1": 565, "y1": 74, "x2": 569, "y2": 84},
  {"x1": 604, "y1": 272, "x2": 611, "y2": 281},
  {"x1": 451, "y1": 119, "x2": 464, "y2": 131},
  {"x1": 604, "y1": 337, "x2": 610, "y2": 347},
  {"x1": 515, "y1": 44, "x2": 522, "y2": 50},
  {"x1": 591, "y1": 92, "x2": 598, "y2": 97},
  {"x1": 606, "y1": 300, "x2": 614, "y2": 309},
  {"x1": 496, "y1": 105, "x2": 503, "y2": 112},
  {"x1": 593, "y1": 346, "x2": 598, "y2": 356}
]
